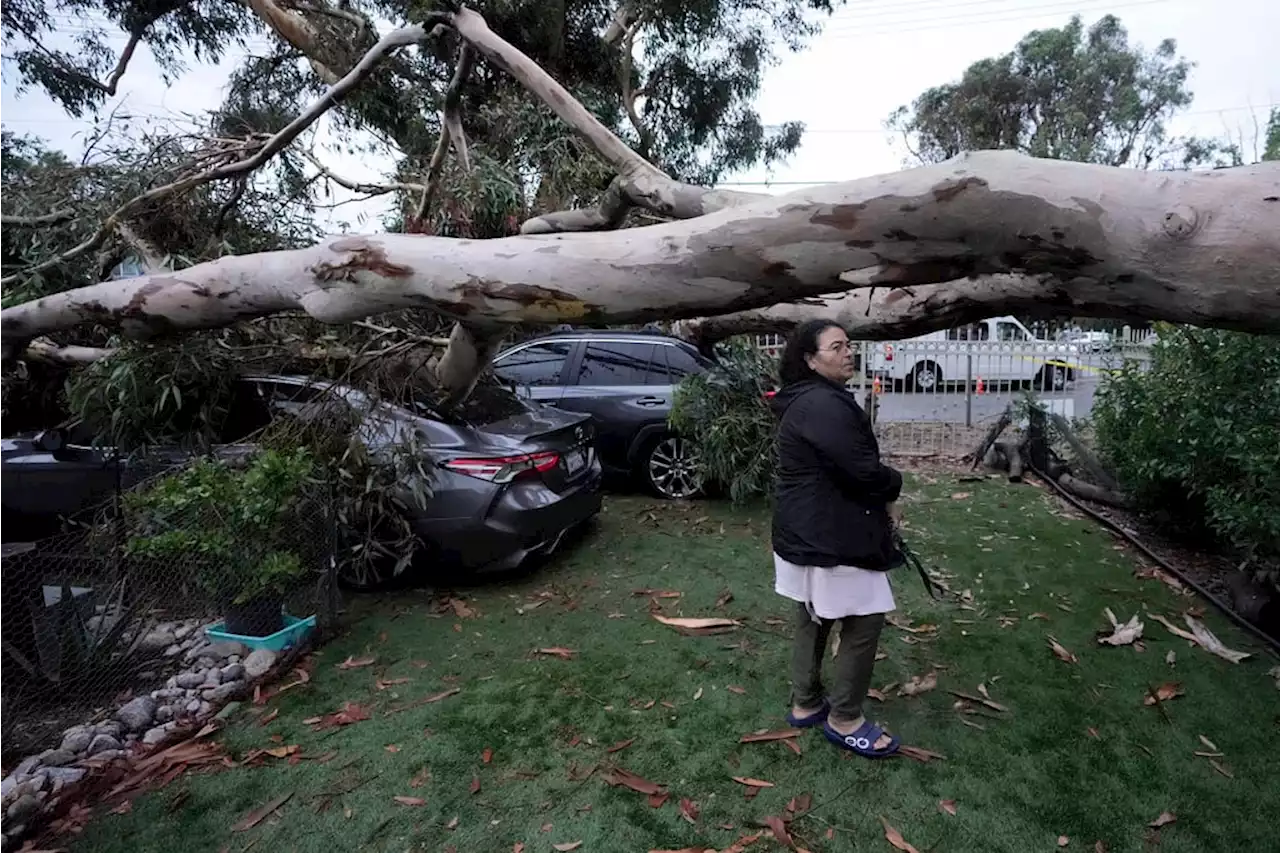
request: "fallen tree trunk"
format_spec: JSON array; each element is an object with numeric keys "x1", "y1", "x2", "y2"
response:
[
  {"x1": 4, "y1": 152, "x2": 1279, "y2": 388},
  {"x1": 1057, "y1": 472, "x2": 1131, "y2": 508}
]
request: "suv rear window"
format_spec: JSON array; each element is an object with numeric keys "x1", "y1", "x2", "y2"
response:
[{"x1": 577, "y1": 342, "x2": 659, "y2": 386}]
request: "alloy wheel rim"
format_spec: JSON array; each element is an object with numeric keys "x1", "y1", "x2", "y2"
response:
[{"x1": 649, "y1": 437, "x2": 703, "y2": 499}]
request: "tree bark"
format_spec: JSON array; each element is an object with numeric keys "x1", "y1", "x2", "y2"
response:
[{"x1": 4, "y1": 151, "x2": 1279, "y2": 391}]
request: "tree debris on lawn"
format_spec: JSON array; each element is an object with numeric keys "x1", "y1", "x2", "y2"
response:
[
  {"x1": 1097, "y1": 609, "x2": 1144, "y2": 646},
  {"x1": 898, "y1": 672, "x2": 938, "y2": 697},
  {"x1": 739, "y1": 728, "x2": 804, "y2": 743},
  {"x1": 948, "y1": 690, "x2": 1008, "y2": 713},
  {"x1": 393, "y1": 796, "x2": 426, "y2": 806},
  {"x1": 602, "y1": 766, "x2": 666, "y2": 797},
  {"x1": 1143, "y1": 682, "x2": 1185, "y2": 706},
  {"x1": 939, "y1": 799, "x2": 958, "y2": 816},
  {"x1": 308, "y1": 701, "x2": 372, "y2": 730},
  {"x1": 651, "y1": 614, "x2": 741, "y2": 635},
  {"x1": 731, "y1": 776, "x2": 774, "y2": 788},
  {"x1": 1184, "y1": 615, "x2": 1251, "y2": 663},
  {"x1": 898, "y1": 745, "x2": 947, "y2": 763},
  {"x1": 535, "y1": 647, "x2": 578, "y2": 659},
  {"x1": 336, "y1": 655, "x2": 377, "y2": 670},
  {"x1": 232, "y1": 791, "x2": 293, "y2": 831},
  {"x1": 1048, "y1": 636, "x2": 1078, "y2": 663},
  {"x1": 679, "y1": 797, "x2": 700, "y2": 823},
  {"x1": 880, "y1": 816, "x2": 923, "y2": 853},
  {"x1": 1148, "y1": 811, "x2": 1176, "y2": 828}
]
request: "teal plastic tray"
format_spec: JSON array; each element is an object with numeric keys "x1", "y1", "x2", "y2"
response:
[{"x1": 204, "y1": 612, "x2": 317, "y2": 652}]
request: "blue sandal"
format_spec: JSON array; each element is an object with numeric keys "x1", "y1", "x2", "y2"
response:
[
  {"x1": 786, "y1": 699, "x2": 830, "y2": 728},
  {"x1": 823, "y1": 719, "x2": 900, "y2": 758}
]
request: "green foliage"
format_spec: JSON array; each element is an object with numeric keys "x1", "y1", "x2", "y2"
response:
[
  {"x1": 1, "y1": 580, "x2": 147, "y2": 697},
  {"x1": 125, "y1": 449, "x2": 315, "y2": 605},
  {"x1": 669, "y1": 339, "x2": 778, "y2": 504},
  {"x1": 888, "y1": 14, "x2": 1237, "y2": 169},
  {"x1": 64, "y1": 337, "x2": 244, "y2": 452},
  {"x1": 1264, "y1": 108, "x2": 1280, "y2": 162},
  {"x1": 1093, "y1": 326, "x2": 1280, "y2": 560}
]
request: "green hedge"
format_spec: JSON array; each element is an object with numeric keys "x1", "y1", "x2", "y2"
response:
[{"x1": 1093, "y1": 326, "x2": 1280, "y2": 560}]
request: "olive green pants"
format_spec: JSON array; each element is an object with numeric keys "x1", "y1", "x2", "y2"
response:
[{"x1": 789, "y1": 602, "x2": 886, "y2": 722}]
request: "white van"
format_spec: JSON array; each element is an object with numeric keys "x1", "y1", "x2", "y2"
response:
[{"x1": 863, "y1": 316, "x2": 1079, "y2": 392}]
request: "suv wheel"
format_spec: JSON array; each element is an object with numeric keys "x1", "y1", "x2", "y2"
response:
[{"x1": 642, "y1": 435, "x2": 704, "y2": 500}]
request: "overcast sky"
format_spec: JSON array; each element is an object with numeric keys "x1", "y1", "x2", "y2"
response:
[{"x1": 3, "y1": 0, "x2": 1278, "y2": 233}]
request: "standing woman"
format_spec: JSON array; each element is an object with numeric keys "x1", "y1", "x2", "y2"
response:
[{"x1": 770, "y1": 319, "x2": 904, "y2": 758}]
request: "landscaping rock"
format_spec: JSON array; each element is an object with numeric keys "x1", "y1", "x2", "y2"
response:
[
  {"x1": 202, "y1": 680, "x2": 247, "y2": 704},
  {"x1": 155, "y1": 705, "x2": 174, "y2": 723},
  {"x1": 95, "y1": 721, "x2": 124, "y2": 738},
  {"x1": 139, "y1": 630, "x2": 176, "y2": 653},
  {"x1": 220, "y1": 662, "x2": 245, "y2": 681},
  {"x1": 228, "y1": 654, "x2": 242, "y2": 664},
  {"x1": 39, "y1": 750, "x2": 76, "y2": 768},
  {"x1": 152, "y1": 688, "x2": 184, "y2": 701},
  {"x1": 204, "y1": 641, "x2": 248, "y2": 659},
  {"x1": 87, "y1": 734, "x2": 121, "y2": 756},
  {"x1": 174, "y1": 623, "x2": 193, "y2": 640},
  {"x1": 142, "y1": 725, "x2": 172, "y2": 746},
  {"x1": 197, "y1": 701, "x2": 213, "y2": 717},
  {"x1": 196, "y1": 656, "x2": 216, "y2": 670},
  {"x1": 11, "y1": 756, "x2": 41, "y2": 782},
  {"x1": 244, "y1": 649, "x2": 277, "y2": 679},
  {"x1": 185, "y1": 699, "x2": 202, "y2": 715},
  {"x1": 59, "y1": 729, "x2": 92, "y2": 755},
  {"x1": 116, "y1": 696, "x2": 157, "y2": 732},
  {"x1": 176, "y1": 671, "x2": 206, "y2": 689},
  {"x1": 164, "y1": 643, "x2": 184, "y2": 657},
  {"x1": 5, "y1": 794, "x2": 39, "y2": 824},
  {"x1": 203, "y1": 668, "x2": 223, "y2": 686},
  {"x1": 1, "y1": 776, "x2": 17, "y2": 803},
  {"x1": 44, "y1": 767, "x2": 86, "y2": 787}
]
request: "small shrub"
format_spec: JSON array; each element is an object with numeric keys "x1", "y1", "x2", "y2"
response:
[
  {"x1": 1093, "y1": 326, "x2": 1280, "y2": 560},
  {"x1": 669, "y1": 340, "x2": 778, "y2": 504},
  {"x1": 124, "y1": 448, "x2": 315, "y2": 604}
]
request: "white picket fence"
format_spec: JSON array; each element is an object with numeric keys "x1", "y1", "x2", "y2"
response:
[{"x1": 755, "y1": 330, "x2": 1155, "y2": 458}]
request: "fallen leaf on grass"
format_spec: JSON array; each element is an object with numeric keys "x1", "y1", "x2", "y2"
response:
[
  {"x1": 1166, "y1": 650, "x2": 1177, "y2": 666},
  {"x1": 1143, "y1": 682, "x2": 1184, "y2": 706},
  {"x1": 716, "y1": 589, "x2": 734, "y2": 608},
  {"x1": 513, "y1": 844, "x2": 525, "y2": 853},
  {"x1": 739, "y1": 729, "x2": 803, "y2": 743},
  {"x1": 651, "y1": 614, "x2": 740, "y2": 634},
  {"x1": 257, "y1": 709, "x2": 279, "y2": 727},
  {"x1": 898, "y1": 745, "x2": 947, "y2": 763},
  {"x1": 232, "y1": 792, "x2": 293, "y2": 831},
  {"x1": 449, "y1": 598, "x2": 476, "y2": 618},
  {"x1": 898, "y1": 672, "x2": 938, "y2": 697},
  {"x1": 1148, "y1": 811, "x2": 1176, "y2": 828},
  {"x1": 649, "y1": 791, "x2": 670, "y2": 808},
  {"x1": 1098, "y1": 609, "x2": 1144, "y2": 646},
  {"x1": 693, "y1": 687, "x2": 704, "y2": 700},
  {"x1": 446, "y1": 816, "x2": 458, "y2": 830},
  {"x1": 1048, "y1": 636, "x2": 1078, "y2": 664},
  {"x1": 606, "y1": 738, "x2": 636, "y2": 753},
  {"x1": 1198, "y1": 734, "x2": 1219, "y2": 752},
  {"x1": 781, "y1": 739, "x2": 802, "y2": 756},
  {"x1": 947, "y1": 690, "x2": 1008, "y2": 713},
  {"x1": 602, "y1": 767, "x2": 665, "y2": 796},
  {"x1": 1094, "y1": 842, "x2": 1107, "y2": 853},
  {"x1": 763, "y1": 815, "x2": 793, "y2": 846},
  {"x1": 265, "y1": 745, "x2": 299, "y2": 758},
  {"x1": 939, "y1": 799, "x2": 957, "y2": 816},
  {"x1": 679, "y1": 797, "x2": 700, "y2": 823},
  {"x1": 1149, "y1": 612, "x2": 1198, "y2": 643},
  {"x1": 951, "y1": 492, "x2": 971, "y2": 500},
  {"x1": 536, "y1": 647, "x2": 578, "y2": 660},
  {"x1": 482, "y1": 747, "x2": 493, "y2": 764},
  {"x1": 1087, "y1": 727, "x2": 1100, "y2": 739},
  {"x1": 410, "y1": 767, "x2": 431, "y2": 788},
  {"x1": 393, "y1": 796, "x2": 425, "y2": 807},
  {"x1": 376, "y1": 677, "x2": 411, "y2": 690},
  {"x1": 880, "y1": 817, "x2": 922, "y2": 853},
  {"x1": 553, "y1": 843, "x2": 583, "y2": 852},
  {"x1": 336, "y1": 655, "x2": 377, "y2": 670},
  {"x1": 1210, "y1": 759, "x2": 1233, "y2": 778},
  {"x1": 1184, "y1": 616, "x2": 1250, "y2": 663},
  {"x1": 385, "y1": 745, "x2": 400, "y2": 754},
  {"x1": 785, "y1": 794, "x2": 812, "y2": 817},
  {"x1": 727, "y1": 685, "x2": 746, "y2": 695},
  {"x1": 867, "y1": 688, "x2": 887, "y2": 701},
  {"x1": 730, "y1": 776, "x2": 774, "y2": 788},
  {"x1": 1058, "y1": 836, "x2": 1069, "y2": 847},
  {"x1": 309, "y1": 702, "x2": 372, "y2": 731},
  {"x1": 110, "y1": 800, "x2": 133, "y2": 816}
]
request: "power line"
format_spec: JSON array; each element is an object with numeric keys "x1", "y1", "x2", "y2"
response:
[{"x1": 820, "y1": 0, "x2": 1178, "y2": 37}]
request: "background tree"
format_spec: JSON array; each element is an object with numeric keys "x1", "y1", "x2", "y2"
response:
[{"x1": 887, "y1": 13, "x2": 1237, "y2": 170}]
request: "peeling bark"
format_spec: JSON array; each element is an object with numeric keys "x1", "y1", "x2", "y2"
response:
[{"x1": 4, "y1": 152, "x2": 1279, "y2": 391}]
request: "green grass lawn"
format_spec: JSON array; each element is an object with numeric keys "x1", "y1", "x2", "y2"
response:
[{"x1": 69, "y1": 474, "x2": 1277, "y2": 853}]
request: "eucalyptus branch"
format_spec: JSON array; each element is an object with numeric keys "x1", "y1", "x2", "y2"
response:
[
  {"x1": 0, "y1": 24, "x2": 435, "y2": 288},
  {"x1": 411, "y1": 43, "x2": 476, "y2": 227}
]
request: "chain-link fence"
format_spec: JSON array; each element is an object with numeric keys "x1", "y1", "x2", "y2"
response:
[
  {"x1": 1, "y1": 449, "x2": 339, "y2": 763},
  {"x1": 755, "y1": 326, "x2": 1156, "y2": 458}
]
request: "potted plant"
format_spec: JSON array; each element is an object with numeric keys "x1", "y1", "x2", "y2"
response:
[{"x1": 124, "y1": 448, "x2": 314, "y2": 638}]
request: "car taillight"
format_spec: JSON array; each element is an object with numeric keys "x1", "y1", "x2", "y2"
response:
[
  {"x1": 443, "y1": 451, "x2": 560, "y2": 483},
  {"x1": 764, "y1": 390, "x2": 777, "y2": 399}
]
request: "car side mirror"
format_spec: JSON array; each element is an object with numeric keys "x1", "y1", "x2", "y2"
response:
[{"x1": 34, "y1": 428, "x2": 67, "y2": 453}]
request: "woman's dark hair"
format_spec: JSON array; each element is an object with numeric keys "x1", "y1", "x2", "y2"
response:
[{"x1": 778, "y1": 319, "x2": 845, "y2": 386}]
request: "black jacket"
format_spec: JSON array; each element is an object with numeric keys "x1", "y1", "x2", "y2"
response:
[{"x1": 771, "y1": 378, "x2": 904, "y2": 570}]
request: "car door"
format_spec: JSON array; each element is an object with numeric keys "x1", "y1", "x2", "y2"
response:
[
  {"x1": 491, "y1": 340, "x2": 576, "y2": 406},
  {"x1": 553, "y1": 340, "x2": 666, "y2": 471}
]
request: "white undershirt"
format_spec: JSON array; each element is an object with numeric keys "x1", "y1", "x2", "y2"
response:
[{"x1": 774, "y1": 551, "x2": 896, "y2": 620}]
